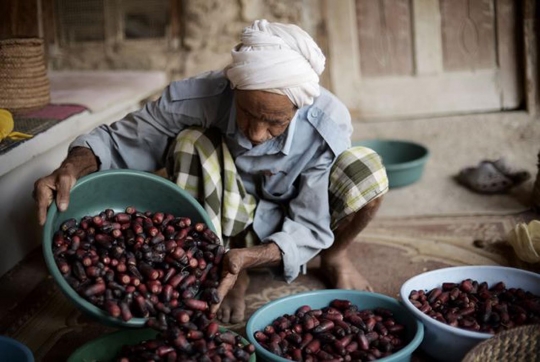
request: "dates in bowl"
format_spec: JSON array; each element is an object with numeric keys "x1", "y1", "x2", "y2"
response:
[
  {"x1": 400, "y1": 265, "x2": 540, "y2": 362},
  {"x1": 42, "y1": 169, "x2": 219, "y2": 328},
  {"x1": 246, "y1": 289, "x2": 424, "y2": 362}
]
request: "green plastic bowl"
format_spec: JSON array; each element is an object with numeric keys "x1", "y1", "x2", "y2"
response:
[
  {"x1": 68, "y1": 327, "x2": 256, "y2": 361},
  {"x1": 246, "y1": 290, "x2": 424, "y2": 362},
  {"x1": 353, "y1": 139, "x2": 429, "y2": 188},
  {"x1": 42, "y1": 169, "x2": 214, "y2": 329}
]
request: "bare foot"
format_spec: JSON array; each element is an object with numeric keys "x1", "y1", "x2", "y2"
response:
[
  {"x1": 320, "y1": 254, "x2": 373, "y2": 291},
  {"x1": 217, "y1": 270, "x2": 249, "y2": 323}
]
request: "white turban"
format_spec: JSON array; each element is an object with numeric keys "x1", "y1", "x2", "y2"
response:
[{"x1": 225, "y1": 19, "x2": 326, "y2": 109}]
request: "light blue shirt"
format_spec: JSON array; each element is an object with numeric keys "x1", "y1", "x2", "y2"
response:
[{"x1": 71, "y1": 70, "x2": 353, "y2": 282}]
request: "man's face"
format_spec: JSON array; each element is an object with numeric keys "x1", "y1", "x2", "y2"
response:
[{"x1": 235, "y1": 90, "x2": 297, "y2": 146}]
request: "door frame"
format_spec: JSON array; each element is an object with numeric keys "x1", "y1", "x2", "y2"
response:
[
  {"x1": 523, "y1": 0, "x2": 539, "y2": 117},
  {"x1": 323, "y1": 0, "x2": 526, "y2": 120}
]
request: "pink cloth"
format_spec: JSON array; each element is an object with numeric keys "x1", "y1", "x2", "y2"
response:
[{"x1": 21, "y1": 104, "x2": 87, "y2": 120}]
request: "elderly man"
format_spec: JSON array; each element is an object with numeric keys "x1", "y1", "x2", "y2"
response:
[{"x1": 34, "y1": 20, "x2": 388, "y2": 323}]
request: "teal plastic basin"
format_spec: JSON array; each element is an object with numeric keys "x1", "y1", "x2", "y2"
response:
[
  {"x1": 42, "y1": 169, "x2": 215, "y2": 329},
  {"x1": 353, "y1": 139, "x2": 429, "y2": 188},
  {"x1": 0, "y1": 336, "x2": 34, "y2": 362},
  {"x1": 246, "y1": 289, "x2": 424, "y2": 362},
  {"x1": 68, "y1": 329, "x2": 158, "y2": 362},
  {"x1": 68, "y1": 327, "x2": 256, "y2": 361}
]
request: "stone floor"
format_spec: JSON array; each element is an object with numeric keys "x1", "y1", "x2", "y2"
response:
[{"x1": 0, "y1": 211, "x2": 538, "y2": 361}]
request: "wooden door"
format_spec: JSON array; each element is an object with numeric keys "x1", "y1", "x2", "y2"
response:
[{"x1": 325, "y1": 0, "x2": 522, "y2": 119}]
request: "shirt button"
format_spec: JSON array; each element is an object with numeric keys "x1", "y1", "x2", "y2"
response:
[
  {"x1": 218, "y1": 81, "x2": 226, "y2": 89},
  {"x1": 309, "y1": 109, "x2": 320, "y2": 118}
]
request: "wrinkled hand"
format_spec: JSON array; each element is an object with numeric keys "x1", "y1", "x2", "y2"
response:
[
  {"x1": 209, "y1": 243, "x2": 283, "y2": 317},
  {"x1": 33, "y1": 147, "x2": 99, "y2": 226},
  {"x1": 33, "y1": 166, "x2": 78, "y2": 226},
  {"x1": 209, "y1": 248, "x2": 246, "y2": 316}
]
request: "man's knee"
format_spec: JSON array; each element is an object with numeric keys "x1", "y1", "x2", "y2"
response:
[
  {"x1": 364, "y1": 194, "x2": 384, "y2": 212},
  {"x1": 333, "y1": 195, "x2": 384, "y2": 235},
  {"x1": 355, "y1": 194, "x2": 384, "y2": 223},
  {"x1": 329, "y1": 146, "x2": 388, "y2": 229}
]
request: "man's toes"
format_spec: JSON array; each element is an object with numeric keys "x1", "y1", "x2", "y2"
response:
[
  {"x1": 217, "y1": 309, "x2": 224, "y2": 322},
  {"x1": 218, "y1": 305, "x2": 232, "y2": 323},
  {"x1": 230, "y1": 306, "x2": 245, "y2": 324}
]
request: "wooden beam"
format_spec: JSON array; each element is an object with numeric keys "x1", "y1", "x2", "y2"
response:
[
  {"x1": 496, "y1": 0, "x2": 522, "y2": 109},
  {"x1": 169, "y1": 0, "x2": 181, "y2": 50},
  {"x1": 104, "y1": 0, "x2": 122, "y2": 54},
  {"x1": 523, "y1": 0, "x2": 539, "y2": 117},
  {"x1": 0, "y1": 0, "x2": 39, "y2": 39},
  {"x1": 412, "y1": 0, "x2": 443, "y2": 75},
  {"x1": 41, "y1": 0, "x2": 57, "y2": 64}
]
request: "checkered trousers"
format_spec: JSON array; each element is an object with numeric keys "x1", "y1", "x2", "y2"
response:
[{"x1": 167, "y1": 127, "x2": 388, "y2": 243}]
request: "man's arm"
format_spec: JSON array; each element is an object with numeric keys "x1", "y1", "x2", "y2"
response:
[
  {"x1": 70, "y1": 75, "x2": 228, "y2": 172},
  {"x1": 33, "y1": 89, "x2": 196, "y2": 225},
  {"x1": 262, "y1": 145, "x2": 335, "y2": 283},
  {"x1": 209, "y1": 242, "x2": 282, "y2": 316},
  {"x1": 70, "y1": 94, "x2": 186, "y2": 172},
  {"x1": 62, "y1": 146, "x2": 100, "y2": 178},
  {"x1": 209, "y1": 145, "x2": 336, "y2": 317},
  {"x1": 33, "y1": 76, "x2": 227, "y2": 225}
]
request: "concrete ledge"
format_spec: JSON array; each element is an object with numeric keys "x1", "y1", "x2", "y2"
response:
[{"x1": 0, "y1": 70, "x2": 169, "y2": 277}]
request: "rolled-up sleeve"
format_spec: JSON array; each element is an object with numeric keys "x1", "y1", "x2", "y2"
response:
[
  {"x1": 69, "y1": 79, "x2": 222, "y2": 171},
  {"x1": 262, "y1": 146, "x2": 335, "y2": 283}
]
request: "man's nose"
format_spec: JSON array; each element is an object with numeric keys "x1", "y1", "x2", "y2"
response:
[{"x1": 248, "y1": 123, "x2": 267, "y2": 144}]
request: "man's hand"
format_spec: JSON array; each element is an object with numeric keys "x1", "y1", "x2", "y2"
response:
[
  {"x1": 209, "y1": 242, "x2": 282, "y2": 320},
  {"x1": 211, "y1": 248, "x2": 244, "y2": 316},
  {"x1": 33, "y1": 147, "x2": 99, "y2": 225}
]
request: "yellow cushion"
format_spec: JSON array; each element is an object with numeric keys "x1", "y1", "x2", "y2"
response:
[
  {"x1": 0, "y1": 109, "x2": 33, "y2": 142},
  {"x1": 507, "y1": 220, "x2": 540, "y2": 264}
]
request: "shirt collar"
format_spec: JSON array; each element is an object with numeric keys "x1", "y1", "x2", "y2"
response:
[{"x1": 280, "y1": 110, "x2": 298, "y2": 155}]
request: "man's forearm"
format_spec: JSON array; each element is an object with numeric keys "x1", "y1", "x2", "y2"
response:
[
  {"x1": 61, "y1": 147, "x2": 100, "y2": 178},
  {"x1": 236, "y1": 242, "x2": 283, "y2": 269}
]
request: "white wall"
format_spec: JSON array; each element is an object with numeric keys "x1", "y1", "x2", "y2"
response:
[{"x1": 0, "y1": 141, "x2": 69, "y2": 276}]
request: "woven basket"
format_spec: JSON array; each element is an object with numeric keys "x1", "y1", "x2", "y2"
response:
[
  {"x1": 0, "y1": 38, "x2": 50, "y2": 114},
  {"x1": 462, "y1": 324, "x2": 540, "y2": 362}
]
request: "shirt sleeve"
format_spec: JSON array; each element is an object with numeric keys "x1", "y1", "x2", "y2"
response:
[
  {"x1": 262, "y1": 145, "x2": 335, "y2": 283},
  {"x1": 69, "y1": 79, "x2": 223, "y2": 171}
]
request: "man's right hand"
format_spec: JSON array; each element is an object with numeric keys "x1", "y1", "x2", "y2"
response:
[
  {"x1": 210, "y1": 242, "x2": 283, "y2": 322},
  {"x1": 33, "y1": 147, "x2": 99, "y2": 226}
]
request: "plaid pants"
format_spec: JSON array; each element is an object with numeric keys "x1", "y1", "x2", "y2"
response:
[{"x1": 167, "y1": 127, "x2": 388, "y2": 243}]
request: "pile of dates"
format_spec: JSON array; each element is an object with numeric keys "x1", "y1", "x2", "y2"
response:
[
  {"x1": 53, "y1": 207, "x2": 254, "y2": 361},
  {"x1": 408, "y1": 279, "x2": 540, "y2": 334},
  {"x1": 53, "y1": 207, "x2": 225, "y2": 321},
  {"x1": 117, "y1": 314, "x2": 255, "y2": 361},
  {"x1": 254, "y1": 299, "x2": 408, "y2": 361}
]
